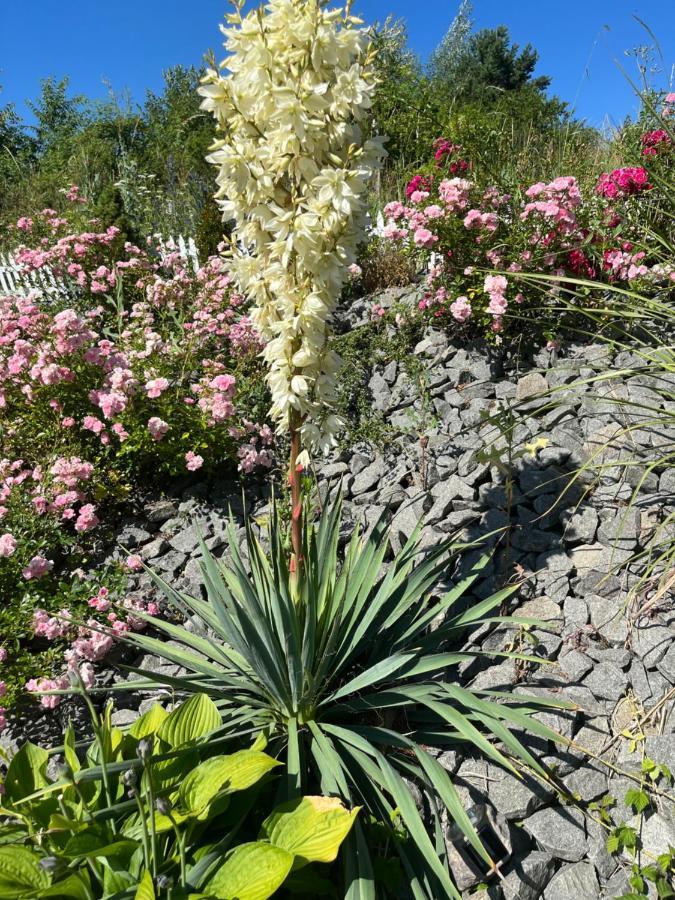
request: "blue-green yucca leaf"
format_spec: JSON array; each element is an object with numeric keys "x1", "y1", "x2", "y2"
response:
[
  {"x1": 113, "y1": 630, "x2": 231, "y2": 682},
  {"x1": 396, "y1": 686, "x2": 518, "y2": 774},
  {"x1": 326, "y1": 726, "x2": 462, "y2": 899},
  {"x1": 343, "y1": 821, "x2": 377, "y2": 900},
  {"x1": 283, "y1": 717, "x2": 302, "y2": 802},
  {"x1": 325, "y1": 728, "x2": 454, "y2": 899},
  {"x1": 120, "y1": 606, "x2": 246, "y2": 674},
  {"x1": 307, "y1": 722, "x2": 353, "y2": 800},
  {"x1": 326, "y1": 652, "x2": 420, "y2": 703},
  {"x1": 475, "y1": 687, "x2": 576, "y2": 710},
  {"x1": 392, "y1": 553, "x2": 493, "y2": 648},
  {"x1": 205, "y1": 560, "x2": 293, "y2": 711}
]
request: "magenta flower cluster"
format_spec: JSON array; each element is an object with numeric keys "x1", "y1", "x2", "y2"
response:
[
  {"x1": 381, "y1": 133, "x2": 673, "y2": 339},
  {"x1": 595, "y1": 167, "x2": 651, "y2": 199}
]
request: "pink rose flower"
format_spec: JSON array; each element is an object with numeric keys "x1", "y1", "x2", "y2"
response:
[
  {"x1": 450, "y1": 296, "x2": 472, "y2": 323},
  {"x1": 413, "y1": 227, "x2": 438, "y2": 248},
  {"x1": 23, "y1": 556, "x2": 53, "y2": 580},
  {"x1": 147, "y1": 417, "x2": 169, "y2": 441},
  {"x1": 185, "y1": 451, "x2": 204, "y2": 472},
  {"x1": 126, "y1": 554, "x2": 143, "y2": 571},
  {"x1": 75, "y1": 504, "x2": 99, "y2": 533},
  {"x1": 145, "y1": 377, "x2": 169, "y2": 399},
  {"x1": 0, "y1": 533, "x2": 17, "y2": 558}
]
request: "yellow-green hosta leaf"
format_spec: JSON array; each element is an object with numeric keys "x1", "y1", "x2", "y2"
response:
[
  {"x1": 48, "y1": 814, "x2": 87, "y2": 833},
  {"x1": 179, "y1": 751, "x2": 280, "y2": 815},
  {"x1": 250, "y1": 731, "x2": 268, "y2": 752},
  {"x1": 121, "y1": 807, "x2": 191, "y2": 839},
  {"x1": 128, "y1": 703, "x2": 168, "y2": 739},
  {"x1": 204, "y1": 842, "x2": 293, "y2": 900},
  {"x1": 109, "y1": 727, "x2": 125, "y2": 759},
  {"x1": 62, "y1": 833, "x2": 139, "y2": 861},
  {"x1": 157, "y1": 694, "x2": 221, "y2": 748},
  {"x1": 103, "y1": 869, "x2": 135, "y2": 894},
  {"x1": 0, "y1": 847, "x2": 50, "y2": 898},
  {"x1": 134, "y1": 870, "x2": 155, "y2": 900},
  {"x1": 150, "y1": 747, "x2": 201, "y2": 797},
  {"x1": 262, "y1": 797, "x2": 359, "y2": 866}
]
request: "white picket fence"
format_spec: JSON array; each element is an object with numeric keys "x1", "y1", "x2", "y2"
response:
[
  {"x1": 0, "y1": 234, "x2": 201, "y2": 299},
  {"x1": 0, "y1": 251, "x2": 63, "y2": 298}
]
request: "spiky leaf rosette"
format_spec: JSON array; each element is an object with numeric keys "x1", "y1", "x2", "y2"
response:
[{"x1": 112, "y1": 496, "x2": 571, "y2": 898}]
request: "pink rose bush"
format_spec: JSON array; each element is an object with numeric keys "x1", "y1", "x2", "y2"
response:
[
  {"x1": 379, "y1": 119, "x2": 673, "y2": 341},
  {"x1": 23, "y1": 584, "x2": 160, "y2": 709},
  {"x1": 0, "y1": 198, "x2": 275, "y2": 712},
  {"x1": 2, "y1": 208, "x2": 270, "y2": 475}
]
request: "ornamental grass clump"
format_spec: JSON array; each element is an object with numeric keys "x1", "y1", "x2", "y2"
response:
[{"x1": 199, "y1": 0, "x2": 386, "y2": 566}]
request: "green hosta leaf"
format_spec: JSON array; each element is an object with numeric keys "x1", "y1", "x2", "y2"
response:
[
  {"x1": 135, "y1": 870, "x2": 155, "y2": 900},
  {"x1": 63, "y1": 724, "x2": 81, "y2": 776},
  {"x1": 157, "y1": 693, "x2": 221, "y2": 748},
  {"x1": 179, "y1": 750, "x2": 280, "y2": 815},
  {"x1": 128, "y1": 703, "x2": 168, "y2": 739},
  {"x1": 204, "y1": 842, "x2": 294, "y2": 900},
  {"x1": 4, "y1": 743, "x2": 50, "y2": 804},
  {"x1": 0, "y1": 847, "x2": 50, "y2": 898},
  {"x1": 261, "y1": 796, "x2": 359, "y2": 866},
  {"x1": 151, "y1": 748, "x2": 200, "y2": 795},
  {"x1": 38, "y1": 873, "x2": 91, "y2": 899},
  {"x1": 121, "y1": 807, "x2": 191, "y2": 840},
  {"x1": 48, "y1": 814, "x2": 87, "y2": 833},
  {"x1": 103, "y1": 867, "x2": 135, "y2": 893},
  {"x1": 63, "y1": 832, "x2": 139, "y2": 861}
]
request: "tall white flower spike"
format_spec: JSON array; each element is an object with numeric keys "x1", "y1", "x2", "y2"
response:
[{"x1": 200, "y1": 0, "x2": 385, "y2": 452}]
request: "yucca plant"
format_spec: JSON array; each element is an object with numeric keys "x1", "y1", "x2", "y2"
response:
[{"x1": 111, "y1": 493, "x2": 567, "y2": 899}]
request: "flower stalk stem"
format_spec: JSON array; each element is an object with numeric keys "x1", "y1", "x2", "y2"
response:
[{"x1": 289, "y1": 410, "x2": 303, "y2": 589}]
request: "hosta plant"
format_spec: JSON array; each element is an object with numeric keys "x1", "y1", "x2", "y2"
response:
[
  {"x1": 0, "y1": 691, "x2": 357, "y2": 899},
  {"x1": 112, "y1": 494, "x2": 569, "y2": 899}
]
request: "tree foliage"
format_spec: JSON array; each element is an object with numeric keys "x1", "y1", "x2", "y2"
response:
[
  {"x1": 0, "y1": 67, "x2": 220, "y2": 246},
  {"x1": 1, "y1": 16, "x2": 595, "y2": 244}
]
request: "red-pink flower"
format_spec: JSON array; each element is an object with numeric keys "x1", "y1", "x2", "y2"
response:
[
  {"x1": 596, "y1": 167, "x2": 651, "y2": 199},
  {"x1": 641, "y1": 129, "x2": 672, "y2": 157}
]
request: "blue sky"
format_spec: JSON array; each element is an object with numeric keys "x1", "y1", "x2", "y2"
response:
[{"x1": 0, "y1": 1, "x2": 672, "y2": 129}]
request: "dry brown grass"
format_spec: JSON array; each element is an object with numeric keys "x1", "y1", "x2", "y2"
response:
[{"x1": 360, "y1": 240, "x2": 417, "y2": 294}]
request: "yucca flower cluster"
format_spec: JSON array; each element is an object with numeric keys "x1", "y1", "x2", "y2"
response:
[{"x1": 199, "y1": 0, "x2": 385, "y2": 451}]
